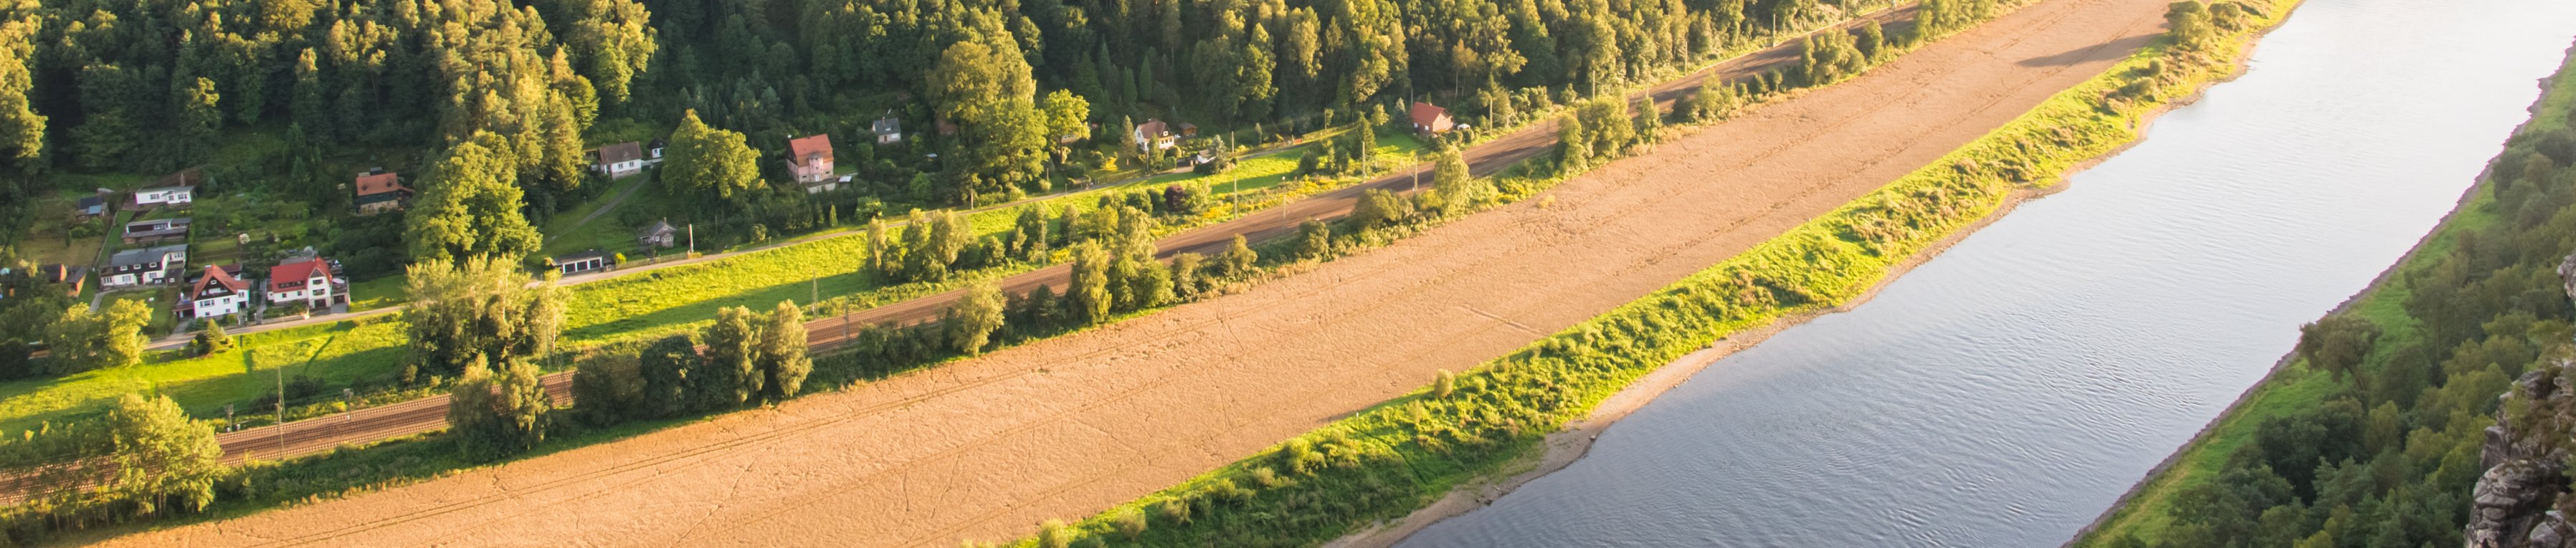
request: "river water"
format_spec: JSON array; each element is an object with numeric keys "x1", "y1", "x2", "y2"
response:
[{"x1": 1394, "y1": 1, "x2": 2576, "y2": 547}]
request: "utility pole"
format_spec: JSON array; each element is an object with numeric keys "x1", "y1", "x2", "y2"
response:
[
  {"x1": 688, "y1": 223, "x2": 696, "y2": 256},
  {"x1": 275, "y1": 360, "x2": 285, "y2": 454}
]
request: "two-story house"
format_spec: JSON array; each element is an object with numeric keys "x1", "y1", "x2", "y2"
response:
[
  {"x1": 176, "y1": 265, "x2": 249, "y2": 319},
  {"x1": 266, "y1": 257, "x2": 346, "y2": 310},
  {"x1": 100, "y1": 245, "x2": 187, "y2": 289},
  {"x1": 785, "y1": 134, "x2": 838, "y2": 193}
]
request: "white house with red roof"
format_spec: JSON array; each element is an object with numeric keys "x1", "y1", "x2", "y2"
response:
[
  {"x1": 266, "y1": 256, "x2": 346, "y2": 309},
  {"x1": 354, "y1": 171, "x2": 412, "y2": 216},
  {"x1": 177, "y1": 265, "x2": 249, "y2": 319},
  {"x1": 785, "y1": 134, "x2": 837, "y2": 191},
  {"x1": 1409, "y1": 101, "x2": 1455, "y2": 135}
]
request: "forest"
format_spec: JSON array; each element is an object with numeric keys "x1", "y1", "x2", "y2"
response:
[
  {"x1": 0, "y1": 0, "x2": 1888, "y2": 252},
  {"x1": 2105, "y1": 58, "x2": 2576, "y2": 548}
]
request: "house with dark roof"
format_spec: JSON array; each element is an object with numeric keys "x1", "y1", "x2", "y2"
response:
[
  {"x1": 785, "y1": 134, "x2": 839, "y2": 192},
  {"x1": 37, "y1": 264, "x2": 85, "y2": 296},
  {"x1": 596, "y1": 142, "x2": 646, "y2": 178},
  {"x1": 121, "y1": 217, "x2": 191, "y2": 245},
  {"x1": 75, "y1": 196, "x2": 105, "y2": 218},
  {"x1": 873, "y1": 115, "x2": 904, "y2": 145},
  {"x1": 176, "y1": 264, "x2": 249, "y2": 319},
  {"x1": 1409, "y1": 101, "x2": 1455, "y2": 135},
  {"x1": 355, "y1": 171, "x2": 412, "y2": 216},
  {"x1": 266, "y1": 256, "x2": 345, "y2": 309},
  {"x1": 1132, "y1": 119, "x2": 1178, "y2": 152},
  {"x1": 553, "y1": 250, "x2": 612, "y2": 276},
  {"x1": 637, "y1": 219, "x2": 679, "y2": 249},
  {"x1": 647, "y1": 138, "x2": 668, "y2": 162},
  {"x1": 101, "y1": 245, "x2": 187, "y2": 289}
]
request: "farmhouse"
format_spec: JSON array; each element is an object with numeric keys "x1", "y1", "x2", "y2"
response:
[
  {"x1": 786, "y1": 134, "x2": 837, "y2": 191},
  {"x1": 354, "y1": 171, "x2": 412, "y2": 216},
  {"x1": 100, "y1": 245, "x2": 187, "y2": 289},
  {"x1": 1409, "y1": 101, "x2": 1455, "y2": 135},
  {"x1": 553, "y1": 250, "x2": 611, "y2": 276},
  {"x1": 873, "y1": 115, "x2": 903, "y2": 145},
  {"x1": 121, "y1": 216, "x2": 191, "y2": 245},
  {"x1": 176, "y1": 264, "x2": 249, "y2": 319},
  {"x1": 596, "y1": 142, "x2": 646, "y2": 178},
  {"x1": 267, "y1": 256, "x2": 346, "y2": 309}
]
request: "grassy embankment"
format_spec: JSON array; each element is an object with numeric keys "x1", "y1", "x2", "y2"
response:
[
  {"x1": 998, "y1": 1, "x2": 2304, "y2": 546},
  {"x1": 2068, "y1": 34, "x2": 2576, "y2": 548},
  {"x1": 0, "y1": 134, "x2": 1427, "y2": 435}
]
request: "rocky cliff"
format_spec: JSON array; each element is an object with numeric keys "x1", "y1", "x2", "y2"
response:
[{"x1": 2464, "y1": 254, "x2": 2576, "y2": 548}]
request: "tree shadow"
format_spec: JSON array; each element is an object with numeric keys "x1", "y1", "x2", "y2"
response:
[{"x1": 2018, "y1": 32, "x2": 2159, "y2": 67}]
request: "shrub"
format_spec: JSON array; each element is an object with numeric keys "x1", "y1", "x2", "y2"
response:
[
  {"x1": 1037, "y1": 519, "x2": 1073, "y2": 548},
  {"x1": 191, "y1": 323, "x2": 234, "y2": 356},
  {"x1": 1113, "y1": 506, "x2": 1148, "y2": 540},
  {"x1": 1347, "y1": 188, "x2": 1412, "y2": 231},
  {"x1": 1296, "y1": 220, "x2": 1331, "y2": 261}
]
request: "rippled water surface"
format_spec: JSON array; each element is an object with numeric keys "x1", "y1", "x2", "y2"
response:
[{"x1": 1395, "y1": 1, "x2": 2576, "y2": 546}]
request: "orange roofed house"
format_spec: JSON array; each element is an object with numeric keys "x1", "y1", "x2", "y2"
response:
[
  {"x1": 354, "y1": 171, "x2": 412, "y2": 216},
  {"x1": 1409, "y1": 101, "x2": 1455, "y2": 135},
  {"x1": 785, "y1": 134, "x2": 837, "y2": 193}
]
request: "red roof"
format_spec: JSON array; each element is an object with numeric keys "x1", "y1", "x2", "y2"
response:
[
  {"x1": 269, "y1": 258, "x2": 331, "y2": 292},
  {"x1": 187, "y1": 265, "x2": 247, "y2": 299},
  {"x1": 356, "y1": 172, "x2": 408, "y2": 197},
  {"x1": 786, "y1": 135, "x2": 834, "y2": 168},
  {"x1": 1409, "y1": 102, "x2": 1453, "y2": 131}
]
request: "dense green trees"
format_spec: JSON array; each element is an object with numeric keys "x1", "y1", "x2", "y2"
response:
[
  {"x1": 400, "y1": 256, "x2": 569, "y2": 381},
  {"x1": 933, "y1": 37, "x2": 1052, "y2": 204},
  {"x1": 106, "y1": 393, "x2": 226, "y2": 515},
  {"x1": 949, "y1": 282, "x2": 1009, "y2": 354},
  {"x1": 756, "y1": 301, "x2": 812, "y2": 403},
  {"x1": 406, "y1": 134, "x2": 549, "y2": 265},
  {"x1": 662, "y1": 110, "x2": 765, "y2": 206},
  {"x1": 446, "y1": 357, "x2": 553, "y2": 461},
  {"x1": 44, "y1": 299, "x2": 150, "y2": 374}
]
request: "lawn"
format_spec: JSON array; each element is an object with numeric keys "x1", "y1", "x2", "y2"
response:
[
  {"x1": 0, "y1": 127, "x2": 1436, "y2": 435},
  {"x1": 541, "y1": 171, "x2": 667, "y2": 257},
  {"x1": 0, "y1": 318, "x2": 408, "y2": 433}
]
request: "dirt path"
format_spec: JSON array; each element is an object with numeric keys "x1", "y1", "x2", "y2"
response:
[{"x1": 87, "y1": 0, "x2": 2174, "y2": 544}]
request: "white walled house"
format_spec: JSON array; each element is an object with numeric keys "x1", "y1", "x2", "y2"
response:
[
  {"x1": 595, "y1": 142, "x2": 646, "y2": 178},
  {"x1": 177, "y1": 265, "x2": 249, "y2": 319},
  {"x1": 132, "y1": 185, "x2": 194, "y2": 207},
  {"x1": 266, "y1": 257, "x2": 346, "y2": 309},
  {"x1": 99, "y1": 245, "x2": 186, "y2": 289}
]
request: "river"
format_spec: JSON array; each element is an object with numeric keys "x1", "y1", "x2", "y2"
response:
[{"x1": 1392, "y1": 0, "x2": 2576, "y2": 546}]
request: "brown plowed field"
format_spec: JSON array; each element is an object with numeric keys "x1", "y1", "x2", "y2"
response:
[{"x1": 92, "y1": 0, "x2": 2172, "y2": 544}]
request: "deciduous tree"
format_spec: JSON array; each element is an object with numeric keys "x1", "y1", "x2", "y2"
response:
[
  {"x1": 108, "y1": 393, "x2": 225, "y2": 514},
  {"x1": 756, "y1": 301, "x2": 812, "y2": 403}
]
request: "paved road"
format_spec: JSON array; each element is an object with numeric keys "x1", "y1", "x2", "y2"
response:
[{"x1": 175, "y1": 7, "x2": 1901, "y2": 470}]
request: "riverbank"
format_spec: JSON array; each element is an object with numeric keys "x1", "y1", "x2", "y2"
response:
[
  {"x1": 2065, "y1": 35, "x2": 2576, "y2": 548},
  {"x1": 1320, "y1": 2, "x2": 2304, "y2": 547}
]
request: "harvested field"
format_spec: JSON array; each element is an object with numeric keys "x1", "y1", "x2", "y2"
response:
[{"x1": 88, "y1": 0, "x2": 2177, "y2": 544}]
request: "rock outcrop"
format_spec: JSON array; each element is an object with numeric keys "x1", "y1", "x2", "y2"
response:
[{"x1": 2460, "y1": 254, "x2": 2576, "y2": 548}]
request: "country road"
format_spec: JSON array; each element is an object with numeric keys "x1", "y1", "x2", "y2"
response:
[{"x1": 188, "y1": 6, "x2": 1888, "y2": 470}]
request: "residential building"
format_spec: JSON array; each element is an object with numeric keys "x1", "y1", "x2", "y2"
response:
[
  {"x1": 1410, "y1": 101, "x2": 1455, "y2": 135},
  {"x1": 176, "y1": 264, "x2": 249, "y2": 319},
  {"x1": 638, "y1": 219, "x2": 679, "y2": 249},
  {"x1": 37, "y1": 264, "x2": 85, "y2": 296},
  {"x1": 596, "y1": 142, "x2": 646, "y2": 178},
  {"x1": 130, "y1": 184, "x2": 195, "y2": 208},
  {"x1": 1133, "y1": 119, "x2": 1178, "y2": 151},
  {"x1": 121, "y1": 217, "x2": 190, "y2": 245},
  {"x1": 354, "y1": 171, "x2": 412, "y2": 216},
  {"x1": 873, "y1": 115, "x2": 904, "y2": 145},
  {"x1": 647, "y1": 138, "x2": 668, "y2": 162},
  {"x1": 553, "y1": 250, "x2": 611, "y2": 276},
  {"x1": 266, "y1": 256, "x2": 346, "y2": 309},
  {"x1": 786, "y1": 134, "x2": 838, "y2": 192},
  {"x1": 100, "y1": 245, "x2": 187, "y2": 289}
]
